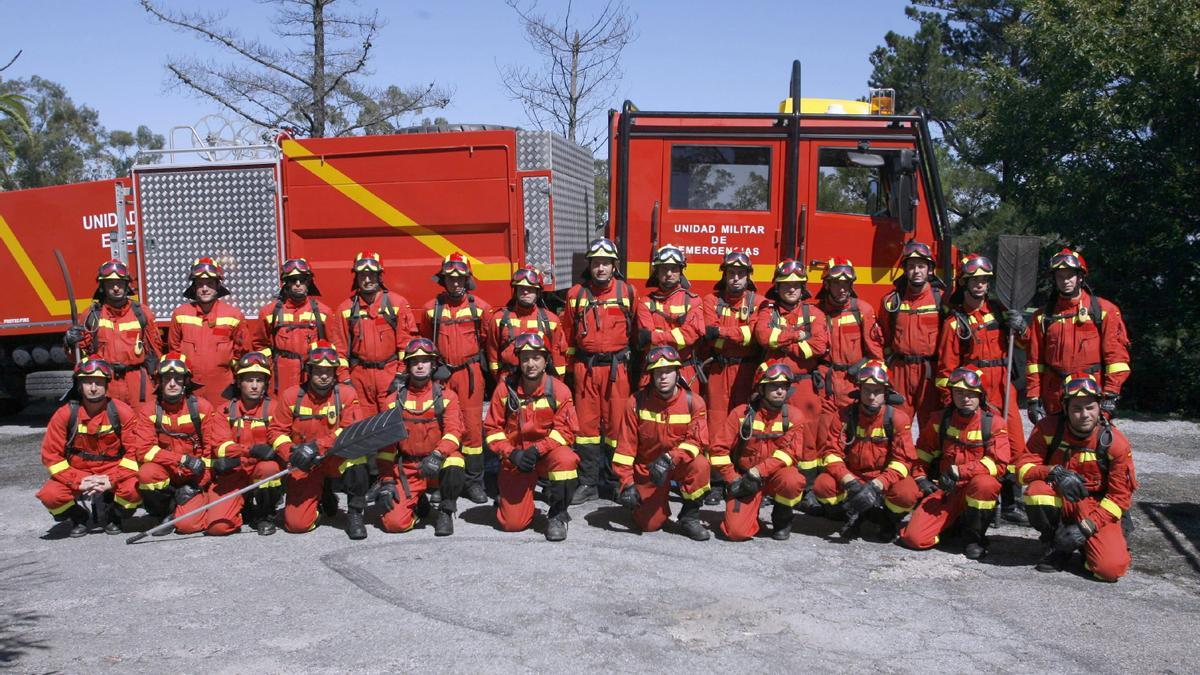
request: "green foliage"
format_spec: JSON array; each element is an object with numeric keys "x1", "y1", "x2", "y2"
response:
[{"x1": 593, "y1": 159, "x2": 609, "y2": 232}]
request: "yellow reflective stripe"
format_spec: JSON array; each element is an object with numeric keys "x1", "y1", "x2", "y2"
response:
[
  {"x1": 834, "y1": 314, "x2": 859, "y2": 326},
  {"x1": 377, "y1": 451, "x2": 397, "y2": 463},
  {"x1": 612, "y1": 453, "x2": 636, "y2": 466},
  {"x1": 773, "y1": 492, "x2": 805, "y2": 507},
  {"x1": 934, "y1": 377, "x2": 949, "y2": 388},
  {"x1": 48, "y1": 501, "x2": 75, "y2": 515},
  {"x1": 710, "y1": 455, "x2": 732, "y2": 466},
  {"x1": 441, "y1": 433, "x2": 461, "y2": 447},
  {"x1": 174, "y1": 314, "x2": 203, "y2": 325},
  {"x1": 119, "y1": 458, "x2": 139, "y2": 472},
  {"x1": 202, "y1": 457, "x2": 212, "y2": 467},
  {"x1": 680, "y1": 484, "x2": 710, "y2": 501},
  {"x1": 964, "y1": 496, "x2": 997, "y2": 510},
  {"x1": 796, "y1": 458, "x2": 821, "y2": 470},
  {"x1": 145, "y1": 446, "x2": 162, "y2": 462},
  {"x1": 257, "y1": 479, "x2": 283, "y2": 489},
  {"x1": 799, "y1": 341, "x2": 814, "y2": 360},
  {"x1": 678, "y1": 442, "x2": 700, "y2": 458},
  {"x1": 670, "y1": 327, "x2": 686, "y2": 347},
  {"x1": 548, "y1": 470, "x2": 578, "y2": 481},
  {"x1": 1100, "y1": 498, "x2": 1123, "y2": 520},
  {"x1": 916, "y1": 449, "x2": 939, "y2": 464},
  {"x1": 637, "y1": 410, "x2": 692, "y2": 424},
  {"x1": 856, "y1": 426, "x2": 888, "y2": 440},
  {"x1": 772, "y1": 450, "x2": 794, "y2": 466},
  {"x1": 818, "y1": 491, "x2": 847, "y2": 505},
  {"x1": 768, "y1": 327, "x2": 781, "y2": 349},
  {"x1": 1027, "y1": 363, "x2": 1043, "y2": 374},
  {"x1": 1105, "y1": 362, "x2": 1130, "y2": 375},
  {"x1": 332, "y1": 427, "x2": 344, "y2": 438},
  {"x1": 822, "y1": 454, "x2": 844, "y2": 465},
  {"x1": 1017, "y1": 462, "x2": 1036, "y2": 484},
  {"x1": 979, "y1": 457, "x2": 999, "y2": 477},
  {"x1": 117, "y1": 320, "x2": 141, "y2": 331},
  {"x1": 886, "y1": 461, "x2": 909, "y2": 478},
  {"x1": 1076, "y1": 451, "x2": 1098, "y2": 464},
  {"x1": 461, "y1": 445, "x2": 483, "y2": 456},
  {"x1": 113, "y1": 494, "x2": 141, "y2": 509},
  {"x1": 271, "y1": 436, "x2": 292, "y2": 449},
  {"x1": 555, "y1": 364, "x2": 566, "y2": 376},
  {"x1": 548, "y1": 430, "x2": 569, "y2": 446},
  {"x1": 48, "y1": 460, "x2": 70, "y2": 475},
  {"x1": 443, "y1": 456, "x2": 465, "y2": 468},
  {"x1": 575, "y1": 435, "x2": 601, "y2": 445},
  {"x1": 603, "y1": 437, "x2": 618, "y2": 447},
  {"x1": 485, "y1": 432, "x2": 507, "y2": 444},
  {"x1": 215, "y1": 316, "x2": 239, "y2": 327},
  {"x1": 139, "y1": 479, "x2": 170, "y2": 491},
  {"x1": 97, "y1": 318, "x2": 115, "y2": 329},
  {"x1": 738, "y1": 325, "x2": 752, "y2": 345},
  {"x1": 339, "y1": 456, "x2": 367, "y2": 473},
  {"x1": 216, "y1": 441, "x2": 235, "y2": 458},
  {"x1": 1025, "y1": 493, "x2": 1063, "y2": 508},
  {"x1": 884, "y1": 498, "x2": 912, "y2": 514}
]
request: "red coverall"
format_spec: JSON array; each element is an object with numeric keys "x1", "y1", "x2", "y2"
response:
[
  {"x1": 701, "y1": 289, "x2": 761, "y2": 435},
  {"x1": 936, "y1": 302, "x2": 1027, "y2": 455},
  {"x1": 819, "y1": 297, "x2": 885, "y2": 410},
  {"x1": 1016, "y1": 416, "x2": 1137, "y2": 581},
  {"x1": 419, "y1": 293, "x2": 491, "y2": 479},
  {"x1": 900, "y1": 406, "x2": 1011, "y2": 549},
  {"x1": 878, "y1": 284, "x2": 944, "y2": 429},
  {"x1": 753, "y1": 299, "x2": 829, "y2": 468},
  {"x1": 168, "y1": 299, "x2": 248, "y2": 408},
  {"x1": 250, "y1": 296, "x2": 346, "y2": 396},
  {"x1": 225, "y1": 397, "x2": 284, "y2": 523},
  {"x1": 137, "y1": 395, "x2": 240, "y2": 535},
  {"x1": 813, "y1": 404, "x2": 922, "y2": 517},
  {"x1": 334, "y1": 290, "x2": 416, "y2": 414},
  {"x1": 1025, "y1": 291, "x2": 1131, "y2": 415},
  {"x1": 483, "y1": 375, "x2": 578, "y2": 532},
  {"x1": 709, "y1": 402, "x2": 806, "y2": 541},
  {"x1": 486, "y1": 304, "x2": 568, "y2": 379},
  {"x1": 636, "y1": 286, "x2": 706, "y2": 386},
  {"x1": 612, "y1": 387, "x2": 711, "y2": 532},
  {"x1": 36, "y1": 399, "x2": 152, "y2": 519},
  {"x1": 377, "y1": 381, "x2": 466, "y2": 533},
  {"x1": 78, "y1": 301, "x2": 163, "y2": 406},
  {"x1": 267, "y1": 384, "x2": 364, "y2": 533},
  {"x1": 562, "y1": 279, "x2": 638, "y2": 483}
]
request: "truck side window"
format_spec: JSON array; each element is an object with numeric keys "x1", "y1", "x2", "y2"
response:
[
  {"x1": 817, "y1": 148, "x2": 895, "y2": 217},
  {"x1": 670, "y1": 145, "x2": 771, "y2": 211}
]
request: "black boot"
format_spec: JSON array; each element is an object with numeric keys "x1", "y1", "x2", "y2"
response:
[
  {"x1": 705, "y1": 480, "x2": 726, "y2": 506},
  {"x1": 871, "y1": 508, "x2": 902, "y2": 544},
  {"x1": 345, "y1": 507, "x2": 367, "y2": 540},
  {"x1": 571, "y1": 484, "x2": 599, "y2": 505},
  {"x1": 103, "y1": 503, "x2": 124, "y2": 535},
  {"x1": 464, "y1": 453, "x2": 488, "y2": 504},
  {"x1": 434, "y1": 507, "x2": 455, "y2": 537},
  {"x1": 1035, "y1": 548, "x2": 1072, "y2": 573},
  {"x1": 463, "y1": 482, "x2": 488, "y2": 504},
  {"x1": 62, "y1": 504, "x2": 89, "y2": 537},
  {"x1": 544, "y1": 478, "x2": 575, "y2": 541},
  {"x1": 319, "y1": 480, "x2": 340, "y2": 516},
  {"x1": 770, "y1": 503, "x2": 794, "y2": 541},
  {"x1": 341, "y1": 464, "x2": 370, "y2": 540},
  {"x1": 254, "y1": 490, "x2": 278, "y2": 536},
  {"x1": 676, "y1": 499, "x2": 710, "y2": 541},
  {"x1": 961, "y1": 507, "x2": 992, "y2": 560},
  {"x1": 572, "y1": 443, "x2": 601, "y2": 502},
  {"x1": 545, "y1": 513, "x2": 569, "y2": 541},
  {"x1": 798, "y1": 489, "x2": 824, "y2": 516}
]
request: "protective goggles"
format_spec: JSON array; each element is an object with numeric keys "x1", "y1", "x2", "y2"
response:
[
  {"x1": 280, "y1": 258, "x2": 313, "y2": 279},
  {"x1": 756, "y1": 362, "x2": 794, "y2": 386},
  {"x1": 511, "y1": 267, "x2": 544, "y2": 288},
  {"x1": 824, "y1": 258, "x2": 856, "y2": 282},
  {"x1": 404, "y1": 338, "x2": 438, "y2": 360},
  {"x1": 644, "y1": 346, "x2": 682, "y2": 371},
  {"x1": 651, "y1": 245, "x2": 686, "y2": 267},
  {"x1": 1050, "y1": 249, "x2": 1087, "y2": 273},
  {"x1": 720, "y1": 251, "x2": 752, "y2": 271},
  {"x1": 156, "y1": 354, "x2": 191, "y2": 377},
  {"x1": 352, "y1": 253, "x2": 383, "y2": 273},
  {"x1": 96, "y1": 260, "x2": 131, "y2": 281},
  {"x1": 947, "y1": 367, "x2": 985, "y2": 392},
  {"x1": 855, "y1": 361, "x2": 890, "y2": 387},
  {"x1": 1062, "y1": 373, "x2": 1102, "y2": 399},
  {"x1": 439, "y1": 258, "x2": 471, "y2": 277},
  {"x1": 75, "y1": 357, "x2": 113, "y2": 380},
  {"x1": 306, "y1": 344, "x2": 341, "y2": 368},
  {"x1": 900, "y1": 240, "x2": 935, "y2": 264},
  {"x1": 513, "y1": 332, "x2": 550, "y2": 354},
  {"x1": 773, "y1": 259, "x2": 808, "y2": 283},
  {"x1": 189, "y1": 257, "x2": 224, "y2": 279},
  {"x1": 958, "y1": 255, "x2": 994, "y2": 278},
  {"x1": 586, "y1": 238, "x2": 619, "y2": 259},
  {"x1": 235, "y1": 352, "x2": 272, "y2": 378}
]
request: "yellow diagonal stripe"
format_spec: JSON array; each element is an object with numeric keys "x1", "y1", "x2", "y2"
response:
[
  {"x1": 0, "y1": 213, "x2": 91, "y2": 317},
  {"x1": 281, "y1": 140, "x2": 513, "y2": 281}
]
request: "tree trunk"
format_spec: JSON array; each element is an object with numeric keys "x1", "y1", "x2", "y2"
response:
[{"x1": 311, "y1": 0, "x2": 327, "y2": 137}]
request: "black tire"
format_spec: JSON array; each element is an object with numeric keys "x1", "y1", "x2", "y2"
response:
[{"x1": 24, "y1": 370, "x2": 74, "y2": 401}]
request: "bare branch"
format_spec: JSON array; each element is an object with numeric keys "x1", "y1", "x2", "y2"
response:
[
  {"x1": 165, "y1": 63, "x2": 276, "y2": 130},
  {"x1": 0, "y1": 50, "x2": 22, "y2": 74}
]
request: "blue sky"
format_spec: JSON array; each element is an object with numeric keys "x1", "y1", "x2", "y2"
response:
[{"x1": 1, "y1": 0, "x2": 917, "y2": 153}]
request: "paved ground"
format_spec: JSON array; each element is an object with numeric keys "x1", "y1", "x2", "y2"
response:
[{"x1": 2, "y1": 401, "x2": 1199, "y2": 673}]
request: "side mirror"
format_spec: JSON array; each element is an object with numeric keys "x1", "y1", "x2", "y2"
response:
[
  {"x1": 867, "y1": 178, "x2": 881, "y2": 214},
  {"x1": 897, "y1": 173, "x2": 916, "y2": 233},
  {"x1": 847, "y1": 151, "x2": 885, "y2": 168}
]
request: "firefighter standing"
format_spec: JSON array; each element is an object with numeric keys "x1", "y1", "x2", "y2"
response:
[
  {"x1": 1016, "y1": 372, "x2": 1136, "y2": 581},
  {"x1": 813, "y1": 360, "x2": 921, "y2": 542},
  {"x1": 267, "y1": 341, "x2": 366, "y2": 538},
  {"x1": 877, "y1": 241, "x2": 946, "y2": 430},
  {"x1": 636, "y1": 244, "x2": 706, "y2": 386},
  {"x1": 419, "y1": 252, "x2": 491, "y2": 505},
  {"x1": 709, "y1": 362, "x2": 806, "y2": 541},
  {"x1": 900, "y1": 366, "x2": 1011, "y2": 559},
  {"x1": 36, "y1": 356, "x2": 152, "y2": 536},
  {"x1": 250, "y1": 258, "x2": 346, "y2": 396},
  {"x1": 1025, "y1": 248, "x2": 1131, "y2": 423},
  {"x1": 64, "y1": 259, "x2": 162, "y2": 406},
  {"x1": 612, "y1": 346, "x2": 712, "y2": 541},
  {"x1": 482, "y1": 333, "x2": 579, "y2": 541},
  {"x1": 168, "y1": 257, "x2": 247, "y2": 408},
  {"x1": 815, "y1": 257, "x2": 884, "y2": 410},
  {"x1": 223, "y1": 351, "x2": 284, "y2": 536},
  {"x1": 333, "y1": 252, "x2": 416, "y2": 415},
  {"x1": 561, "y1": 238, "x2": 638, "y2": 504},
  {"x1": 486, "y1": 266, "x2": 566, "y2": 379},
  {"x1": 376, "y1": 338, "x2": 467, "y2": 536}
]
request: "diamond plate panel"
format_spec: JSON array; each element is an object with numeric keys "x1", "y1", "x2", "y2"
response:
[
  {"x1": 517, "y1": 130, "x2": 552, "y2": 171},
  {"x1": 547, "y1": 135, "x2": 595, "y2": 290},
  {"x1": 137, "y1": 166, "x2": 280, "y2": 320},
  {"x1": 522, "y1": 176, "x2": 553, "y2": 281}
]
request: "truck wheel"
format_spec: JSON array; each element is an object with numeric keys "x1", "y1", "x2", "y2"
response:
[{"x1": 24, "y1": 370, "x2": 74, "y2": 401}]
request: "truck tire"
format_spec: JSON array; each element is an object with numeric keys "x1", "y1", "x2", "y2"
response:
[{"x1": 24, "y1": 370, "x2": 74, "y2": 401}]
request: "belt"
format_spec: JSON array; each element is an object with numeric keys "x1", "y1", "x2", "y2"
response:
[
  {"x1": 108, "y1": 362, "x2": 144, "y2": 376},
  {"x1": 888, "y1": 352, "x2": 933, "y2": 364},
  {"x1": 823, "y1": 361, "x2": 855, "y2": 372},
  {"x1": 579, "y1": 348, "x2": 631, "y2": 383},
  {"x1": 275, "y1": 348, "x2": 303, "y2": 360},
  {"x1": 1049, "y1": 363, "x2": 1101, "y2": 377},
  {"x1": 66, "y1": 449, "x2": 125, "y2": 462},
  {"x1": 445, "y1": 354, "x2": 482, "y2": 372},
  {"x1": 350, "y1": 354, "x2": 397, "y2": 369},
  {"x1": 968, "y1": 358, "x2": 1006, "y2": 368},
  {"x1": 711, "y1": 353, "x2": 750, "y2": 366}
]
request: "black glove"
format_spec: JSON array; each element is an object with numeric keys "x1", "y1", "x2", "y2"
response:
[
  {"x1": 1027, "y1": 398, "x2": 1046, "y2": 425},
  {"x1": 915, "y1": 476, "x2": 938, "y2": 497},
  {"x1": 1003, "y1": 309, "x2": 1028, "y2": 334},
  {"x1": 289, "y1": 442, "x2": 321, "y2": 472},
  {"x1": 617, "y1": 484, "x2": 642, "y2": 509},
  {"x1": 1100, "y1": 394, "x2": 1119, "y2": 416},
  {"x1": 648, "y1": 452, "x2": 674, "y2": 487},
  {"x1": 248, "y1": 443, "x2": 275, "y2": 461},
  {"x1": 179, "y1": 454, "x2": 205, "y2": 478},
  {"x1": 845, "y1": 480, "x2": 883, "y2": 516},
  {"x1": 375, "y1": 480, "x2": 399, "y2": 511},
  {"x1": 728, "y1": 471, "x2": 762, "y2": 499},
  {"x1": 418, "y1": 451, "x2": 446, "y2": 479},
  {"x1": 1048, "y1": 465, "x2": 1088, "y2": 502},
  {"x1": 705, "y1": 325, "x2": 721, "y2": 342},
  {"x1": 637, "y1": 328, "x2": 651, "y2": 348},
  {"x1": 64, "y1": 325, "x2": 86, "y2": 347},
  {"x1": 1052, "y1": 520, "x2": 1094, "y2": 553},
  {"x1": 843, "y1": 478, "x2": 866, "y2": 496},
  {"x1": 510, "y1": 446, "x2": 539, "y2": 473},
  {"x1": 211, "y1": 456, "x2": 241, "y2": 474},
  {"x1": 938, "y1": 465, "x2": 960, "y2": 492}
]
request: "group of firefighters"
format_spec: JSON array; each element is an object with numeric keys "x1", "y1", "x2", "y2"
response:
[{"x1": 36, "y1": 237, "x2": 1137, "y2": 581}]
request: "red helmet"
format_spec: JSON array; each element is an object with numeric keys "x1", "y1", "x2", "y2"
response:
[
  {"x1": 155, "y1": 352, "x2": 192, "y2": 379},
  {"x1": 234, "y1": 351, "x2": 272, "y2": 379},
  {"x1": 772, "y1": 259, "x2": 808, "y2": 284},
  {"x1": 1049, "y1": 248, "x2": 1088, "y2": 275},
  {"x1": 305, "y1": 340, "x2": 341, "y2": 369},
  {"x1": 96, "y1": 259, "x2": 131, "y2": 282},
  {"x1": 755, "y1": 361, "x2": 794, "y2": 387},
  {"x1": 74, "y1": 355, "x2": 113, "y2": 381},
  {"x1": 281, "y1": 257, "x2": 314, "y2": 280},
  {"x1": 947, "y1": 366, "x2": 985, "y2": 395},
  {"x1": 1062, "y1": 372, "x2": 1102, "y2": 401},
  {"x1": 184, "y1": 256, "x2": 231, "y2": 300},
  {"x1": 512, "y1": 331, "x2": 551, "y2": 356},
  {"x1": 644, "y1": 345, "x2": 683, "y2": 371},
  {"x1": 352, "y1": 251, "x2": 384, "y2": 273},
  {"x1": 433, "y1": 252, "x2": 476, "y2": 290},
  {"x1": 403, "y1": 337, "x2": 439, "y2": 361},
  {"x1": 854, "y1": 359, "x2": 890, "y2": 387},
  {"x1": 510, "y1": 266, "x2": 545, "y2": 290},
  {"x1": 957, "y1": 253, "x2": 994, "y2": 279},
  {"x1": 898, "y1": 240, "x2": 936, "y2": 267},
  {"x1": 823, "y1": 257, "x2": 856, "y2": 282}
]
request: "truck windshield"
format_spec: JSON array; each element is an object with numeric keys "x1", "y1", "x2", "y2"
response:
[{"x1": 669, "y1": 145, "x2": 771, "y2": 211}]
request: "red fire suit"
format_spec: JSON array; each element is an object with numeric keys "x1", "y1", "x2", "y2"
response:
[
  {"x1": 267, "y1": 384, "x2": 363, "y2": 533},
  {"x1": 36, "y1": 398, "x2": 152, "y2": 519},
  {"x1": 1016, "y1": 416, "x2": 1137, "y2": 581},
  {"x1": 224, "y1": 397, "x2": 284, "y2": 523},
  {"x1": 819, "y1": 297, "x2": 884, "y2": 410},
  {"x1": 77, "y1": 301, "x2": 163, "y2": 406},
  {"x1": 419, "y1": 293, "x2": 491, "y2": 480},
  {"x1": 168, "y1": 299, "x2": 248, "y2": 408},
  {"x1": 701, "y1": 289, "x2": 761, "y2": 435},
  {"x1": 562, "y1": 279, "x2": 638, "y2": 484},
  {"x1": 612, "y1": 387, "x2": 711, "y2": 532},
  {"x1": 753, "y1": 299, "x2": 829, "y2": 468},
  {"x1": 377, "y1": 380, "x2": 466, "y2": 533},
  {"x1": 900, "y1": 405, "x2": 1011, "y2": 549},
  {"x1": 333, "y1": 290, "x2": 416, "y2": 414},
  {"x1": 1025, "y1": 291, "x2": 1131, "y2": 415},
  {"x1": 878, "y1": 283, "x2": 944, "y2": 429},
  {"x1": 486, "y1": 303, "x2": 567, "y2": 378},
  {"x1": 636, "y1": 285, "x2": 706, "y2": 386},
  {"x1": 483, "y1": 375, "x2": 578, "y2": 531},
  {"x1": 709, "y1": 402, "x2": 806, "y2": 541},
  {"x1": 936, "y1": 301, "x2": 1027, "y2": 455},
  {"x1": 250, "y1": 296, "x2": 346, "y2": 396},
  {"x1": 813, "y1": 404, "x2": 921, "y2": 516},
  {"x1": 137, "y1": 395, "x2": 239, "y2": 535}
]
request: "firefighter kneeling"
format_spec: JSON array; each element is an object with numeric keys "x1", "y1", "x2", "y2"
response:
[
  {"x1": 709, "y1": 362, "x2": 806, "y2": 541},
  {"x1": 224, "y1": 352, "x2": 284, "y2": 536},
  {"x1": 375, "y1": 338, "x2": 467, "y2": 536},
  {"x1": 483, "y1": 332, "x2": 579, "y2": 541},
  {"x1": 1016, "y1": 372, "x2": 1136, "y2": 581},
  {"x1": 814, "y1": 360, "x2": 921, "y2": 542},
  {"x1": 613, "y1": 346, "x2": 712, "y2": 541}
]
